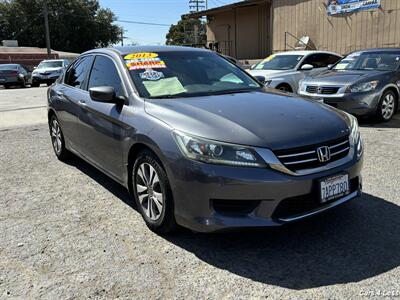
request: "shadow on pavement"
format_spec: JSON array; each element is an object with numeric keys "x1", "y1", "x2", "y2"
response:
[
  {"x1": 359, "y1": 113, "x2": 400, "y2": 128},
  {"x1": 66, "y1": 156, "x2": 400, "y2": 290}
]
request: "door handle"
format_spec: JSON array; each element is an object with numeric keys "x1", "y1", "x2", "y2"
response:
[
  {"x1": 78, "y1": 100, "x2": 87, "y2": 106},
  {"x1": 55, "y1": 91, "x2": 64, "y2": 97}
]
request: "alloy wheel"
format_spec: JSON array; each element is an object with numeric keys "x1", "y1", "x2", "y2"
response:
[
  {"x1": 50, "y1": 119, "x2": 62, "y2": 155},
  {"x1": 136, "y1": 163, "x2": 164, "y2": 221},
  {"x1": 381, "y1": 93, "x2": 395, "y2": 120}
]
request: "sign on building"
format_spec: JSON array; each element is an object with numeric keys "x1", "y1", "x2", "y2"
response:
[{"x1": 327, "y1": 0, "x2": 381, "y2": 15}]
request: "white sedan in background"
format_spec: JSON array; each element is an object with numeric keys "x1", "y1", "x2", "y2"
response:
[{"x1": 247, "y1": 51, "x2": 342, "y2": 93}]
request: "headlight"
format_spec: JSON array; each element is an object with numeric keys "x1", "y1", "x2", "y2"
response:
[
  {"x1": 298, "y1": 79, "x2": 306, "y2": 92},
  {"x1": 173, "y1": 131, "x2": 266, "y2": 167},
  {"x1": 349, "y1": 115, "x2": 363, "y2": 159},
  {"x1": 349, "y1": 81, "x2": 378, "y2": 93}
]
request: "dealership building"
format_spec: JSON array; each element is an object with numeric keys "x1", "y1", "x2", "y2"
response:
[{"x1": 188, "y1": 0, "x2": 400, "y2": 60}]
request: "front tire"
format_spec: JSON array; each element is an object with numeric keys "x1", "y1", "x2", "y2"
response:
[
  {"x1": 49, "y1": 115, "x2": 70, "y2": 161},
  {"x1": 376, "y1": 90, "x2": 397, "y2": 122},
  {"x1": 132, "y1": 150, "x2": 177, "y2": 233}
]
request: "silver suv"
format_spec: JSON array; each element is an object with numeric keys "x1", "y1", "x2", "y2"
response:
[{"x1": 248, "y1": 51, "x2": 342, "y2": 93}]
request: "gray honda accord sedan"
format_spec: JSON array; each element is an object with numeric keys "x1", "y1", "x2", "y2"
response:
[
  {"x1": 48, "y1": 46, "x2": 363, "y2": 233},
  {"x1": 299, "y1": 49, "x2": 400, "y2": 122}
]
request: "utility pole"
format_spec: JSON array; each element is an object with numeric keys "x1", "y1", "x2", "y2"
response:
[
  {"x1": 43, "y1": 0, "x2": 51, "y2": 58},
  {"x1": 189, "y1": 0, "x2": 206, "y2": 13},
  {"x1": 120, "y1": 28, "x2": 127, "y2": 46}
]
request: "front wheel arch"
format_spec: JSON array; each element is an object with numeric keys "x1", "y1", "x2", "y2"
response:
[{"x1": 276, "y1": 83, "x2": 293, "y2": 93}]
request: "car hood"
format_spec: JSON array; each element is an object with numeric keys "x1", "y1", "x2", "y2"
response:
[
  {"x1": 247, "y1": 69, "x2": 295, "y2": 79},
  {"x1": 35, "y1": 67, "x2": 62, "y2": 73},
  {"x1": 305, "y1": 69, "x2": 391, "y2": 85},
  {"x1": 145, "y1": 90, "x2": 351, "y2": 150}
]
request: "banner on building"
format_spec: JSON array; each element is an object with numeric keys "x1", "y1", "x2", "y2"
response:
[{"x1": 327, "y1": 0, "x2": 381, "y2": 15}]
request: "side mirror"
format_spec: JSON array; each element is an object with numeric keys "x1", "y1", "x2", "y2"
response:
[
  {"x1": 254, "y1": 75, "x2": 266, "y2": 83},
  {"x1": 327, "y1": 64, "x2": 334, "y2": 69},
  {"x1": 89, "y1": 86, "x2": 118, "y2": 103},
  {"x1": 301, "y1": 64, "x2": 314, "y2": 71},
  {"x1": 250, "y1": 64, "x2": 256, "y2": 70},
  {"x1": 33, "y1": 66, "x2": 37, "y2": 70}
]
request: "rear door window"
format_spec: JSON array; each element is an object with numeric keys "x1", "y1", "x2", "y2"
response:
[{"x1": 65, "y1": 56, "x2": 94, "y2": 90}]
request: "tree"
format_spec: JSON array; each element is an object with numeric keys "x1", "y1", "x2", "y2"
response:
[
  {"x1": 0, "y1": 0, "x2": 121, "y2": 53},
  {"x1": 166, "y1": 17, "x2": 206, "y2": 46}
]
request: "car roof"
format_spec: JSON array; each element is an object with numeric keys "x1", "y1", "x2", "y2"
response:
[
  {"x1": 40, "y1": 59, "x2": 64, "y2": 62},
  {"x1": 0, "y1": 64, "x2": 20, "y2": 67},
  {"x1": 273, "y1": 50, "x2": 340, "y2": 56},
  {"x1": 343, "y1": 48, "x2": 400, "y2": 57},
  {"x1": 103, "y1": 45, "x2": 211, "y2": 56}
]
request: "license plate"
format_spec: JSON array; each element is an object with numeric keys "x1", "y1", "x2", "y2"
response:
[{"x1": 320, "y1": 174, "x2": 349, "y2": 203}]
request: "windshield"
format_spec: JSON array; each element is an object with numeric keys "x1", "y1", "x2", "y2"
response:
[
  {"x1": 334, "y1": 52, "x2": 400, "y2": 71},
  {"x1": 0, "y1": 64, "x2": 18, "y2": 70},
  {"x1": 254, "y1": 54, "x2": 303, "y2": 70},
  {"x1": 38, "y1": 61, "x2": 63, "y2": 69},
  {"x1": 126, "y1": 51, "x2": 261, "y2": 98}
]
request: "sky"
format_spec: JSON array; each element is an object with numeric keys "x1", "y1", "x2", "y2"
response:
[{"x1": 99, "y1": 0, "x2": 240, "y2": 46}]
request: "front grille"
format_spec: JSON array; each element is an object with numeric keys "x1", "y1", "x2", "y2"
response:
[
  {"x1": 272, "y1": 177, "x2": 359, "y2": 220},
  {"x1": 211, "y1": 199, "x2": 260, "y2": 215},
  {"x1": 306, "y1": 85, "x2": 340, "y2": 95},
  {"x1": 274, "y1": 135, "x2": 350, "y2": 172}
]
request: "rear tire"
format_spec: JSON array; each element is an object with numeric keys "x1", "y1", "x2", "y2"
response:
[
  {"x1": 132, "y1": 150, "x2": 177, "y2": 234},
  {"x1": 49, "y1": 115, "x2": 71, "y2": 161},
  {"x1": 376, "y1": 90, "x2": 397, "y2": 122}
]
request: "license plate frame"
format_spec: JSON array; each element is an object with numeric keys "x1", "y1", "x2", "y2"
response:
[{"x1": 319, "y1": 173, "x2": 349, "y2": 203}]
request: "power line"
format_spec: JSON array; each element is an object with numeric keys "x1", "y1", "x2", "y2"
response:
[{"x1": 116, "y1": 20, "x2": 171, "y2": 27}]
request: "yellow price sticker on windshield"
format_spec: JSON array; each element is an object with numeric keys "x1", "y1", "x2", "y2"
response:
[
  {"x1": 124, "y1": 52, "x2": 159, "y2": 60},
  {"x1": 263, "y1": 55, "x2": 275, "y2": 63}
]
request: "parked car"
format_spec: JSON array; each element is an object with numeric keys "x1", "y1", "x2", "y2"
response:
[
  {"x1": 32, "y1": 59, "x2": 69, "y2": 87},
  {"x1": 0, "y1": 64, "x2": 32, "y2": 88},
  {"x1": 47, "y1": 46, "x2": 363, "y2": 233},
  {"x1": 247, "y1": 51, "x2": 342, "y2": 92},
  {"x1": 298, "y1": 48, "x2": 400, "y2": 122}
]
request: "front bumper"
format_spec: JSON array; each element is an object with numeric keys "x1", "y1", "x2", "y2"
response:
[
  {"x1": 32, "y1": 74, "x2": 60, "y2": 83},
  {"x1": 298, "y1": 90, "x2": 380, "y2": 117},
  {"x1": 167, "y1": 154, "x2": 363, "y2": 232}
]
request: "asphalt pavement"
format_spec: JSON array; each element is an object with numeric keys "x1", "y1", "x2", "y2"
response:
[{"x1": 1, "y1": 87, "x2": 399, "y2": 299}]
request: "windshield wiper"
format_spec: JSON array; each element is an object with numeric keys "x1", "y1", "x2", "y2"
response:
[
  {"x1": 148, "y1": 92, "x2": 191, "y2": 99},
  {"x1": 210, "y1": 88, "x2": 261, "y2": 95}
]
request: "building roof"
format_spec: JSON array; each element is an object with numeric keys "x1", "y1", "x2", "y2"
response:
[
  {"x1": 185, "y1": 0, "x2": 269, "y2": 18},
  {"x1": 0, "y1": 46, "x2": 79, "y2": 58}
]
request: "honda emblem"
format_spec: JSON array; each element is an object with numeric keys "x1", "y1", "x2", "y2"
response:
[{"x1": 317, "y1": 146, "x2": 331, "y2": 162}]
